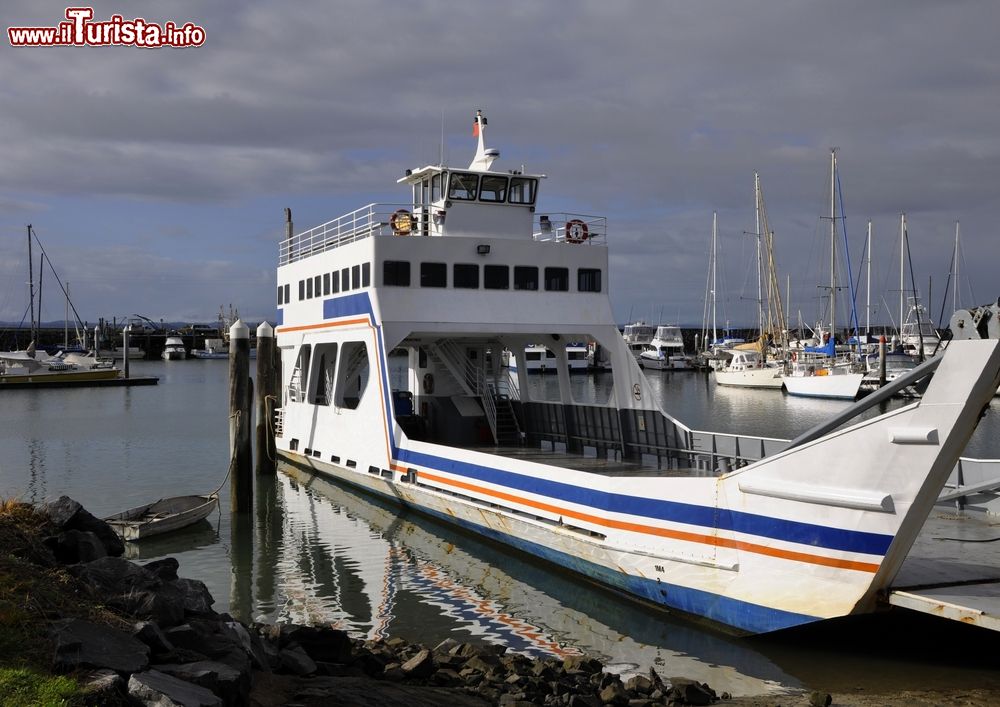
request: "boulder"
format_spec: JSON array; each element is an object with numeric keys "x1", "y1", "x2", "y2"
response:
[
  {"x1": 667, "y1": 677, "x2": 716, "y2": 706},
  {"x1": 41, "y1": 496, "x2": 124, "y2": 557},
  {"x1": 267, "y1": 623, "x2": 353, "y2": 663},
  {"x1": 279, "y1": 644, "x2": 317, "y2": 676},
  {"x1": 153, "y1": 660, "x2": 250, "y2": 706},
  {"x1": 80, "y1": 668, "x2": 124, "y2": 702},
  {"x1": 134, "y1": 620, "x2": 175, "y2": 656},
  {"x1": 173, "y1": 577, "x2": 216, "y2": 615},
  {"x1": 128, "y1": 669, "x2": 222, "y2": 706},
  {"x1": 44, "y1": 529, "x2": 108, "y2": 564},
  {"x1": 223, "y1": 620, "x2": 271, "y2": 671},
  {"x1": 598, "y1": 679, "x2": 629, "y2": 706},
  {"x1": 400, "y1": 647, "x2": 435, "y2": 679},
  {"x1": 144, "y1": 557, "x2": 180, "y2": 581},
  {"x1": 50, "y1": 617, "x2": 149, "y2": 674}
]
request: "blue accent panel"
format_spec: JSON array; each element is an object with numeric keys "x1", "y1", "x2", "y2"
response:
[
  {"x1": 395, "y1": 448, "x2": 892, "y2": 556},
  {"x1": 276, "y1": 309, "x2": 283, "y2": 326},
  {"x1": 323, "y1": 292, "x2": 375, "y2": 320},
  {"x1": 314, "y1": 290, "x2": 891, "y2": 559}
]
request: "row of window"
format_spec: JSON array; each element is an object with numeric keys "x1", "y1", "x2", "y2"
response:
[
  {"x1": 278, "y1": 260, "x2": 601, "y2": 305},
  {"x1": 278, "y1": 262, "x2": 372, "y2": 305},
  {"x1": 424, "y1": 171, "x2": 537, "y2": 206},
  {"x1": 383, "y1": 261, "x2": 602, "y2": 293}
]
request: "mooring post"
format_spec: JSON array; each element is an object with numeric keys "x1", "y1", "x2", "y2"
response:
[
  {"x1": 229, "y1": 319, "x2": 253, "y2": 512},
  {"x1": 123, "y1": 325, "x2": 131, "y2": 379},
  {"x1": 255, "y1": 322, "x2": 277, "y2": 476},
  {"x1": 878, "y1": 335, "x2": 887, "y2": 388}
]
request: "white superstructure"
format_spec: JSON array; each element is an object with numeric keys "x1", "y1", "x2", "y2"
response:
[{"x1": 273, "y1": 111, "x2": 1000, "y2": 635}]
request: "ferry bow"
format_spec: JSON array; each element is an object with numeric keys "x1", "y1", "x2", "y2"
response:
[{"x1": 272, "y1": 112, "x2": 1000, "y2": 634}]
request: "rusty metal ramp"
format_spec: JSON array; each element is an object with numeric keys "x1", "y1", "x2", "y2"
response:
[{"x1": 888, "y1": 512, "x2": 1000, "y2": 632}]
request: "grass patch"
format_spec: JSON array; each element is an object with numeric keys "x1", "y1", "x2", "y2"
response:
[{"x1": 0, "y1": 667, "x2": 81, "y2": 707}]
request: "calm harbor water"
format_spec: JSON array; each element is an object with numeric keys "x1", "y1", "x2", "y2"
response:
[{"x1": 2, "y1": 359, "x2": 1000, "y2": 697}]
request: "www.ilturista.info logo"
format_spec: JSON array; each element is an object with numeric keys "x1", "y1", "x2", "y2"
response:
[{"x1": 8, "y1": 7, "x2": 206, "y2": 48}]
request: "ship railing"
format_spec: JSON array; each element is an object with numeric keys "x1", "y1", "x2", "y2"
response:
[
  {"x1": 436, "y1": 339, "x2": 499, "y2": 444},
  {"x1": 939, "y1": 457, "x2": 1000, "y2": 513},
  {"x1": 532, "y1": 213, "x2": 607, "y2": 245},
  {"x1": 686, "y1": 430, "x2": 790, "y2": 472},
  {"x1": 279, "y1": 203, "x2": 412, "y2": 265},
  {"x1": 273, "y1": 407, "x2": 284, "y2": 438}
]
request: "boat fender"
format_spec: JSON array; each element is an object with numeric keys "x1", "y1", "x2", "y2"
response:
[
  {"x1": 391, "y1": 209, "x2": 413, "y2": 236},
  {"x1": 422, "y1": 372, "x2": 434, "y2": 394},
  {"x1": 565, "y1": 219, "x2": 588, "y2": 244}
]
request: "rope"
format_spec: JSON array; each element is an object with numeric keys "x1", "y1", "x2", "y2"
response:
[{"x1": 210, "y1": 409, "x2": 241, "y2": 496}]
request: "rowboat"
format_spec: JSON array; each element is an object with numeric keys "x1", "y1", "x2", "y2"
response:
[{"x1": 104, "y1": 494, "x2": 219, "y2": 541}]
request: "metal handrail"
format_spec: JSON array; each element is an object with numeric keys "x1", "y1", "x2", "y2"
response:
[
  {"x1": 532, "y1": 213, "x2": 608, "y2": 245},
  {"x1": 438, "y1": 339, "x2": 499, "y2": 444}
]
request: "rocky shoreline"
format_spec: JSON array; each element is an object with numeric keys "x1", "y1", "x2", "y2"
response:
[{"x1": 20, "y1": 495, "x2": 741, "y2": 706}]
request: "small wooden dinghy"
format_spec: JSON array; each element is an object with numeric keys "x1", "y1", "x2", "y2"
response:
[{"x1": 104, "y1": 494, "x2": 219, "y2": 541}]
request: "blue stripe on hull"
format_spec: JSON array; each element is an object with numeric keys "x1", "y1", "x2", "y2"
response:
[{"x1": 292, "y1": 455, "x2": 821, "y2": 635}]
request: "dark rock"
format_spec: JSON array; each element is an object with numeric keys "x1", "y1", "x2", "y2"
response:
[
  {"x1": 564, "y1": 655, "x2": 604, "y2": 675},
  {"x1": 50, "y1": 617, "x2": 149, "y2": 674},
  {"x1": 269, "y1": 623, "x2": 353, "y2": 663},
  {"x1": 809, "y1": 691, "x2": 833, "y2": 707},
  {"x1": 80, "y1": 668, "x2": 124, "y2": 701},
  {"x1": 174, "y1": 577, "x2": 216, "y2": 615},
  {"x1": 450, "y1": 642, "x2": 486, "y2": 659},
  {"x1": 223, "y1": 620, "x2": 271, "y2": 672},
  {"x1": 144, "y1": 556, "x2": 180, "y2": 581},
  {"x1": 569, "y1": 695, "x2": 603, "y2": 707},
  {"x1": 401, "y1": 647, "x2": 436, "y2": 679},
  {"x1": 41, "y1": 495, "x2": 125, "y2": 557},
  {"x1": 45, "y1": 529, "x2": 108, "y2": 564},
  {"x1": 599, "y1": 679, "x2": 629, "y2": 706},
  {"x1": 154, "y1": 660, "x2": 250, "y2": 706},
  {"x1": 279, "y1": 644, "x2": 317, "y2": 676},
  {"x1": 626, "y1": 674, "x2": 653, "y2": 695},
  {"x1": 668, "y1": 677, "x2": 716, "y2": 706},
  {"x1": 134, "y1": 620, "x2": 175, "y2": 655},
  {"x1": 465, "y1": 654, "x2": 501, "y2": 673},
  {"x1": 433, "y1": 637, "x2": 460, "y2": 655},
  {"x1": 430, "y1": 667, "x2": 463, "y2": 687},
  {"x1": 70, "y1": 555, "x2": 158, "y2": 594},
  {"x1": 383, "y1": 663, "x2": 406, "y2": 681},
  {"x1": 129, "y1": 669, "x2": 222, "y2": 706}
]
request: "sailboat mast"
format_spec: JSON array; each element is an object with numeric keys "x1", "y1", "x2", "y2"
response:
[
  {"x1": 829, "y1": 149, "x2": 836, "y2": 340},
  {"x1": 754, "y1": 172, "x2": 763, "y2": 335},
  {"x1": 64, "y1": 282, "x2": 70, "y2": 348},
  {"x1": 866, "y1": 220, "x2": 872, "y2": 336},
  {"x1": 952, "y1": 221, "x2": 960, "y2": 312},
  {"x1": 27, "y1": 224, "x2": 36, "y2": 343},
  {"x1": 711, "y1": 211, "x2": 718, "y2": 345},
  {"x1": 899, "y1": 213, "x2": 906, "y2": 332}
]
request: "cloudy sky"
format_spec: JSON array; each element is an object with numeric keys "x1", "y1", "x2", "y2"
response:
[{"x1": 2, "y1": 0, "x2": 998, "y2": 332}]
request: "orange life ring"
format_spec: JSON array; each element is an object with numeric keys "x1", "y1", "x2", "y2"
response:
[
  {"x1": 565, "y1": 219, "x2": 588, "y2": 244},
  {"x1": 390, "y1": 209, "x2": 413, "y2": 236}
]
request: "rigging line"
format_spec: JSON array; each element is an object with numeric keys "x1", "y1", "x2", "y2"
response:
[
  {"x1": 936, "y1": 237, "x2": 958, "y2": 329},
  {"x1": 28, "y1": 227, "x2": 88, "y2": 332},
  {"x1": 904, "y1": 228, "x2": 926, "y2": 362}
]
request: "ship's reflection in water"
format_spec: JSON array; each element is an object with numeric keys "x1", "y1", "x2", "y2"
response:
[{"x1": 229, "y1": 462, "x2": 791, "y2": 697}]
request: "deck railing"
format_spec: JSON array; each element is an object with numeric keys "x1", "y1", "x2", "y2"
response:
[{"x1": 532, "y1": 213, "x2": 608, "y2": 245}]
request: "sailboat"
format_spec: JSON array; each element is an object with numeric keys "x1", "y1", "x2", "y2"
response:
[
  {"x1": 782, "y1": 150, "x2": 865, "y2": 400},
  {"x1": 714, "y1": 174, "x2": 786, "y2": 388}
]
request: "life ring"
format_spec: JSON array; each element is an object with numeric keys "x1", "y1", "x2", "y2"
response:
[
  {"x1": 390, "y1": 209, "x2": 413, "y2": 236},
  {"x1": 422, "y1": 372, "x2": 434, "y2": 394},
  {"x1": 791, "y1": 351, "x2": 797, "y2": 363},
  {"x1": 565, "y1": 219, "x2": 588, "y2": 244}
]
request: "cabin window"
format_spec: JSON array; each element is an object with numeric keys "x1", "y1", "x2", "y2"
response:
[
  {"x1": 508, "y1": 177, "x2": 537, "y2": 205},
  {"x1": 306, "y1": 278, "x2": 313, "y2": 299},
  {"x1": 479, "y1": 175, "x2": 508, "y2": 203},
  {"x1": 288, "y1": 344, "x2": 311, "y2": 403},
  {"x1": 351, "y1": 265, "x2": 361, "y2": 289},
  {"x1": 331, "y1": 271, "x2": 339, "y2": 293},
  {"x1": 420, "y1": 262, "x2": 447, "y2": 288},
  {"x1": 335, "y1": 341, "x2": 369, "y2": 410},
  {"x1": 454, "y1": 263, "x2": 479, "y2": 289},
  {"x1": 431, "y1": 173, "x2": 443, "y2": 201},
  {"x1": 314, "y1": 275, "x2": 321, "y2": 297},
  {"x1": 341, "y1": 268, "x2": 350, "y2": 291},
  {"x1": 284, "y1": 284, "x2": 290, "y2": 303},
  {"x1": 448, "y1": 172, "x2": 479, "y2": 201},
  {"x1": 308, "y1": 343, "x2": 338, "y2": 406},
  {"x1": 544, "y1": 267, "x2": 569, "y2": 292},
  {"x1": 578, "y1": 268, "x2": 601, "y2": 292},
  {"x1": 323, "y1": 273, "x2": 331, "y2": 296},
  {"x1": 277, "y1": 286, "x2": 284, "y2": 306},
  {"x1": 384, "y1": 260, "x2": 411, "y2": 286},
  {"x1": 484, "y1": 264, "x2": 509, "y2": 290},
  {"x1": 514, "y1": 266, "x2": 539, "y2": 291},
  {"x1": 298, "y1": 280, "x2": 305, "y2": 301},
  {"x1": 362, "y1": 262, "x2": 371, "y2": 287}
]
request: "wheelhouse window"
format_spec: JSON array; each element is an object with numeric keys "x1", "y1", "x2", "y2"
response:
[
  {"x1": 479, "y1": 175, "x2": 508, "y2": 203},
  {"x1": 514, "y1": 266, "x2": 539, "y2": 291},
  {"x1": 545, "y1": 267, "x2": 569, "y2": 292},
  {"x1": 454, "y1": 263, "x2": 479, "y2": 289},
  {"x1": 448, "y1": 172, "x2": 479, "y2": 201},
  {"x1": 578, "y1": 268, "x2": 602, "y2": 292},
  {"x1": 277, "y1": 285, "x2": 284, "y2": 306},
  {"x1": 430, "y1": 173, "x2": 444, "y2": 202},
  {"x1": 420, "y1": 262, "x2": 447, "y2": 288},
  {"x1": 508, "y1": 177, "x2": 537, "y2": 205},
  {"x1": 484, "y1": 264, "x2": 509, "y2": 289},
  {"x1": 351, "y1": 264, "x2": 361, "y2": 289},
  {"x1": 383, "y1": 260, "x2": 411, "y2": 286},
  {"x1": 362, "y1": 262, "x2": 371, "y2": 287}
]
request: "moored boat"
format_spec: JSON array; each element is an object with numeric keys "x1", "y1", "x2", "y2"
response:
[
  {"x1": 162, "y1": 336, "x2": 187, "y2": 360},
  {"x1": 104, "y1": 494, "x2": 219, "y2": 541},
  {"x1": 271, "y1": 111, "x2": 1000, "y2": 635}
]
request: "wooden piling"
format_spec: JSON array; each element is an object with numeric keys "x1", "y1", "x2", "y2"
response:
[
  {"x1": 255, "y1": 322, "x2": 277, "y2": 476},
  {"x1": 229, "y1": 319, "x2": 253, "y2": 512},
  {"x1": 878, "y1": 335, "x2": 887, "y2": 388},
  {"x1": 123, "y1": 325, "x2": 131, "y2": 379}
]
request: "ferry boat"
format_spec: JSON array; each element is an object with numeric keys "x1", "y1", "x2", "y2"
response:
[{"x1": 273, "y1": 111, "x2": 1000, "y2": 635}]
